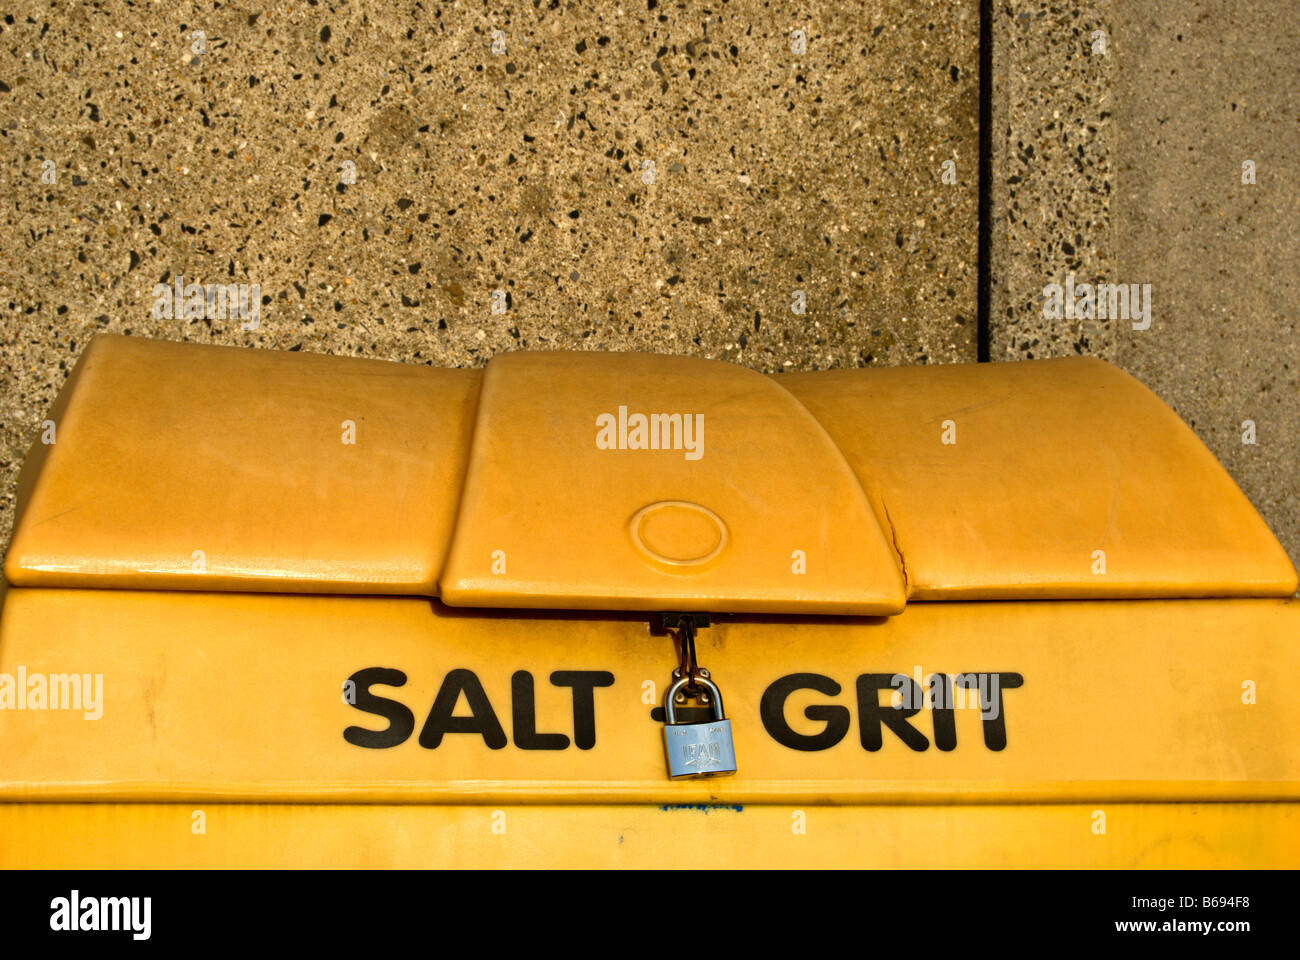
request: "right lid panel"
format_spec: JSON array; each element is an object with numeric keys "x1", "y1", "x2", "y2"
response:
[{"x1": 781, "y1": 356, "x2": 1299, "y2": 599}]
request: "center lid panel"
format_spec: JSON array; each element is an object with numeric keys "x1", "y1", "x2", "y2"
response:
[{"x1": 437, "y1": 351, "x2": 907, "y2": 615}]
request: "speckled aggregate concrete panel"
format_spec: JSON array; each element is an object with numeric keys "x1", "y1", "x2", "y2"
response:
[
  {"x1": 1112, "y1": 1, "x2": 1300, "y2": 571},
  {"x1": 989, "y1": 0, "x2": 1297, "y2": 573},
  {"x1": 989, "y1": 0, "x2": 1114, "y2": 362},
  {"x1": 0, "y1": 1, "x2": 978, "y2": 549}
]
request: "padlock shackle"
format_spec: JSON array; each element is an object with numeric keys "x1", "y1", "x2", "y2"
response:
[{"x1": 664, "y1": 675, "x2": 725, "y2": 724}]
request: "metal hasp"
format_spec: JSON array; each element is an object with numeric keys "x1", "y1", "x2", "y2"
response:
[{"x1": 661, "y1": 612, "x2": 711, "y2": 698}]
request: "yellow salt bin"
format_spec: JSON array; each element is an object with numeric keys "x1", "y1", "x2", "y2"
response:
[{"x1": 1, "y1": 335, "x2": 1296, "y2": 867}]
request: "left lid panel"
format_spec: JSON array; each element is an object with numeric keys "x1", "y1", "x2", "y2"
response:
[{"x1": 4, "y1": 335, "x2": 481, "y2": 595}]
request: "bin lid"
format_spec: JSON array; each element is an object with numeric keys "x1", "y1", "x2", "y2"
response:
[{"x1": 4, "y1": 335, "x2": 1294, "y2": 611}]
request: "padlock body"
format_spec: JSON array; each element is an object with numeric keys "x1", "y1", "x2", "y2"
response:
[{"x1": 663, "y1": 718, "x2": 737, "y2": 779}]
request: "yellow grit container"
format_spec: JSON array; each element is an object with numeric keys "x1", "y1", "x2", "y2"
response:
[{"x1": 1, "y1": 334, "x2": 1297, "y2": 868}]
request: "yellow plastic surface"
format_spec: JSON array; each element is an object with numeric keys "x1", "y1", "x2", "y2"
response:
[
  {"x1": 782, "y1": 357, "x2": 1299, "y2": 599},
  {"x1": 2, "y1": 587, "x2": 1297, "y2": 866},
  {"x1": 439, "y1": 351, "x2": 905, "y2": 614},
  {"x1": 2, "y1": 587, "x2": 1296, "y2": 804},
  {"x1": 4, "y1": 802, "x2": 1295, "y2": 869}
]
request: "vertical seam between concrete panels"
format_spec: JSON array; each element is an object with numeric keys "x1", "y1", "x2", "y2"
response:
[{"x1": 977, "y1": 0, "x2": 993, "y2": 363}]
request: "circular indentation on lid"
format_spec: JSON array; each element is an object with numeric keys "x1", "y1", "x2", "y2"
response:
[{"x1": 629, "y1": 500, "x2": 728, "y2": 570}]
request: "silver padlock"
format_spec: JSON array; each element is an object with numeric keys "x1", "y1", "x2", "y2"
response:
[{"x1": 662, "y1": 675, "x2": 737, "y2": 779}]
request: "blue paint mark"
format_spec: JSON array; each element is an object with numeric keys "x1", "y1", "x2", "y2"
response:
[{"x1": 658, "y1": 803, "x2": 743, "y2": 814}]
